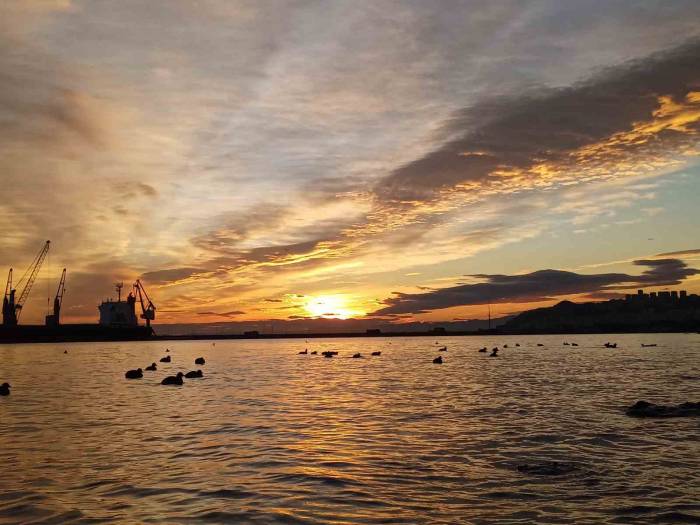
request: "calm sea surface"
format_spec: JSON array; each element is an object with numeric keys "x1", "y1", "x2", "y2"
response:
[{"x1": 1, "y1": 334, "x2": 698, "y2": 524}]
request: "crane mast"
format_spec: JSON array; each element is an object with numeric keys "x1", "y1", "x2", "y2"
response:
[
  {"x1": 46, "y1": 268, "x2": 66, "y2": 327},
  {"x1": 2, "y1": 269, "x2": 16, "y2": 326}
]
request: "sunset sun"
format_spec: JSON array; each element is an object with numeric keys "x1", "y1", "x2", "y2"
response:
[{"x1": 304, "y1": 295, "x2": 361, "y2": 319}]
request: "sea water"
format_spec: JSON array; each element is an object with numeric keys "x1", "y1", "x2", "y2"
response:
[{"x1": 1, "y1": 334, "x2": 698, "y2": 524}]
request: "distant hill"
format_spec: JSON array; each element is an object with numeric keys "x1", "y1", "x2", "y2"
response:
[{"x1": 501, "y1": 292, "x2": 700, "y2": 333}]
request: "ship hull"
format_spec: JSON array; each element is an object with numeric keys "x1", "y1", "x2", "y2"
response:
[{"x1": 0, "y1": 324, "x2": 153, "y2": 344}]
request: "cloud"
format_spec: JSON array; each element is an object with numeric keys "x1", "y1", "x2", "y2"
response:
[
  {"x1": 196, "y1": 310, "x2": 244, "y2": 318},
  {"x1": 656, "y1": 248, "x2": 700, "y2": 257},
  {"x1": 375, "y1": 38, "x2": 700, "y2": 204},
  {"x1": 141, "y1": 267, "x2": 206, "y2": 285},
  {"x1": 374, "y1": 258, "x2": 699, "y2": 315}
]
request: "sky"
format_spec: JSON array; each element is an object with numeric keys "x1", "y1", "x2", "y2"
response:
[{"x1": 1, "y1": 0, "x2": 699, "y2": 327}]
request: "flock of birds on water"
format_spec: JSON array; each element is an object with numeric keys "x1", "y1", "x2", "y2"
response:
[
  {"x1": 0, "y1": 339, "x2": 659, "y2": 397},
  {"x1": 123, "y1": 349, "x2": 206, "y2": 385},
  {"x1": 293, "y1": 339, "x2": 641, "y2": 365}
]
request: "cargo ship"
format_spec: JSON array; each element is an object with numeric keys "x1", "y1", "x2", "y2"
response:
[{"x1": 1, "y1": 241, "x2": 155, "y2": 344}]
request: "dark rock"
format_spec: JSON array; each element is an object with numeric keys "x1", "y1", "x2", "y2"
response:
[{"x1": 626, "y1": 400, "x2": 700, "y2": 418}]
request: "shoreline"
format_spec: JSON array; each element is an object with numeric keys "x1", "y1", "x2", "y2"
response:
[{"x1": 1, "y1": 327, "x2": 698, "y2": 345}]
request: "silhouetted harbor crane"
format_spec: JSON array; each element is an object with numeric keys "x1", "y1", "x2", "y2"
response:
[
  {"x1": 45, "y1": 268, "x2": 66, "y2": 327},
  {"x1": 134, "y1": 279, "x2": 156, "y2": 328},
  {"x1": 2, "y1": 241, "x2": 51, "y2": 326}
]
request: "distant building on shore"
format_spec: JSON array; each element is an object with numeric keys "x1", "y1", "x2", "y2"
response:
[{"x1": 625, "y1": 288, "x2": 696, "y2": 303}]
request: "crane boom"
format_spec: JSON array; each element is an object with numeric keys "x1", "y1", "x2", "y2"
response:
[{"x1": 15, "y1": 240, "x2": 50, "y2": 320}]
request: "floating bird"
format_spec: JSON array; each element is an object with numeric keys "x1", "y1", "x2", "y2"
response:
[
  {"x1": 166, "y1": 348, "x2": 170, "y2": 352},
  {"x1": 563, "y1": 342, "x2": 570, "y2": 346},
  {"x1": 352, "y1": 353, "x2": 362, "y2": 358},
  {"x1": 145, "y1": 363, "x2": 157, "y2": 371},
  {"x1": 195, "y1": 357, "x2": 205, "y2": 365},
  {"x1": 125, "y1": 368, "x2": 143, "y2": 379},
  {"x1": 433, "y1": 356, "x2": 443, "y2": 364},
  {"x1": 641, "y1": 344, "x2": 657, "y2": 347},
  {"x1": 537, "y1": 343, "x2": 544, "y2": 347},
  {"x1": 478, "y1": 347, "x2": 487, "y2": 353},
  {"x1": 571, "y1": 343, "x2": 579, "y2": 347},
  {"x1": 0, "y1": 383, "x2": 10, "y2": 396},
  {"x1": 490, "y1": 348, "x2": 499, "y2": 357},
  {"x1": 298, "y1": 349, "x2": 308, "y2": 355},
  {"x1": 323, "y1": 352, "x2": 334, "y2": 358},
  {"x1": 185, "y1": 370, "x2": 203, "y2": 378},
  {"x1": 161, "y1": 372, "x2": 184, "y2": 385},
  {"x1": 515, "y1": 343, "x2": 520, "y2": 347},
  {"x1": 438, "y1": 346, "x2": 447, "y2": 352},
  {"x1": 604, "y1": 342, "x2": 618, "y2": 348},
  {"x1": 503, "y1": 344, "x2": 509, "y2": 348},
  {"x1": 64, "y1": 350, "x2": 68, "y2": 354},
  {"x1": 371, "y1": 351, "x2": 381, "y2": 356},
  {"x1": 160, "y1": 355, "x2": 171, "y2": 363},
  {"x1": 310, "y1": 351, "x2": 318, "y2": 355}
]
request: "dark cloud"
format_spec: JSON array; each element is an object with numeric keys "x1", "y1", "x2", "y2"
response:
[
  {"x1": 374, "y1": 259, "x2": 699, "y2": 315},
  {"x1": 375, "y1": 39, "x2": 700, "y2": 203},
  {"x1": 656, "y1": 248, "x2": 700, "y2": 257},
  {"x1": 196, "y1": 310, "x2": 245, "y2": 318},
  {"x1": 630, "y1": 258, "x2": 700, "y2": 287},
  {"x1": 141, "y1": 267, "x2": 206, "y2": 285}
]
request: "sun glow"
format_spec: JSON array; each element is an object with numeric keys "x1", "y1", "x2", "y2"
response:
[{"x1": 304, "y1": 294, "x2": 363, "y2": 319}]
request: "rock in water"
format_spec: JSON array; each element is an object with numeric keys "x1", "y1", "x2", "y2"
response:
[{"x1": 626, "y1": 400, "x2": 700, "y2": 418}]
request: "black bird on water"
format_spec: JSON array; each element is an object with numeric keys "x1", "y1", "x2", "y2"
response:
[
  {"x1": 64, "y1": 350, "x2": 68, "y2": 354},
  {"x1": 160, "y1": 355, "x2": 171, "y2": 363},
  {"x1": 438, "y1": 346, "x2": 447, "y2": 352},
  {"x1": 0, "y1": 383, "x2": 10, "y2": 396},
  {"x1": 185, "y1": 370, "x2": 203, "y2": 378},
  {"x1": 489, "y1": 348, "x2": 499, "y2": 357},
  {"x1": 371, "y1": 351, "x2": 381, "y2": 356},
  {"x1": 433, "y1": 356, "x2": 443, "y2": 364},
  {"x1": 195, "y1": 357, "x2": 205, "y2": 365},
  {"x1": 162, "y1": 372, "x2": 184, "y2": 385},
  {"x1": 478, "y1": 347, "x2": 487, "y2": 353},
  {"x1": 125, "y1": 368, "x2": 143, "y2": 379},
  {"x1": 310, "y1": 351, "x2": 318, "y2": 355},
  {"x1": 537, "y1": 343, "x2": 544, "y2": 347},
  {"x1": 145, "y1": 363, "x2": 157, "y2": 371},
  {"x1": 352, "y1": 353, "x2": 363, "y2": 358},
  {"x1": 298, "y1": 349, "x2": 308, "y2": 355}
]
